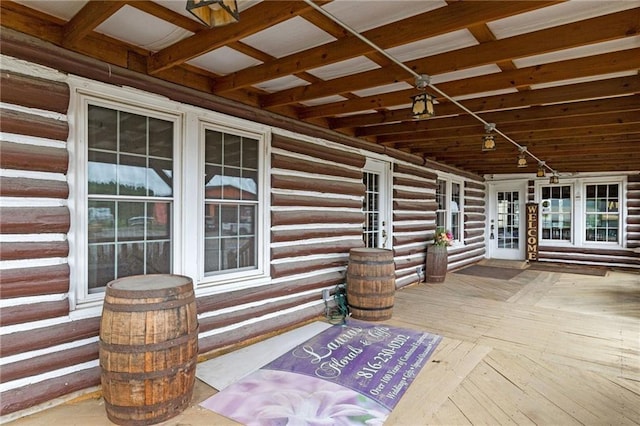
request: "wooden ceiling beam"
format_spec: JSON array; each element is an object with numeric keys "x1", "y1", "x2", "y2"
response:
[
  {"x1": 408, "y1": 142, "x2": 640, "y2": 160},
  {"x1": 357, "y1": 95, "x2": 640, "y2": 137},
  {"x1": 127, "y1": 1, "x2": 203, "y2": 34},
  {"x1": 330, "y1": 75, "x2": 640, "y2": 129},
  {"x1": 211, "y1": 1, "x2": 556, "y2": 94},
  {"x1": 62, "y1": 1, "x2": 126, "y2": 48},
  {"x1": 299, "y1": 48, "x2": 640, "y2": 119},
  {"x1": 389, "y1": 123, "x2": 640, "y2": 149},
  {"x1": 377, "y1": 111, "x2": 640, "y2": 143},
  {"x1": 147, "y1": 1, "x2": 323, "y2": 74},
  {"x1": 262, "y1": 8, "x2": 640, "y2": 108}
]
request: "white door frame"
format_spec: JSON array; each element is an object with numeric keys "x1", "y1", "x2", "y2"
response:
[
  {"x1": 363, "y1": 158, "x2": 392, "y2": 249},
  {"x1": 487, "y1": 181, "x2": 527, "y2": 260}
]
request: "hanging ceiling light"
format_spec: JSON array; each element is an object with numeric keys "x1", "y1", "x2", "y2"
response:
[
  {"x1": 549, "y1": 173, "x2": 560, "y2": 184},
  {"x1": 537, "y1": 161, "x2": 546, "y2": 177},
  {"x1": 411, "y1": 74, "x2": 435, "y2": 120},
  {"x1": 186, "y1": 0, "x2": 239, "y2": 27},
  {"x1": 517, "y1": 146, "x2": 528, "y2": 168},
  {"x1": 482, "y1": 123, "x2": 496, "y2": 151}
]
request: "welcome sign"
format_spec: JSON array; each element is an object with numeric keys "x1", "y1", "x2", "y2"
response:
[{"x1": 201, "y1": 319, "x2": 442, "y2": 425}]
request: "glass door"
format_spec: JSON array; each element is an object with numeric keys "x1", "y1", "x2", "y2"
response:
[{"x1": 489, "y1": 182, "x2": 525, "y2": 260}]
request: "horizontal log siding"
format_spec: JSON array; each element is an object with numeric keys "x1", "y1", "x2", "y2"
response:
[
  {"x1": 392, "y1": 163, "x2": 437, "y2": 287},
  {"x1": 537, "y1": 173, "x2": 640, "y2": 269},
  {"x1": 627, "y1": 174, "x2": 640, "y2": 249},
  {"x1": 449, "y1": 180, "x2": 487, "y2": 270},
  {"x1": 269, "y1": 133, "x2": 365, "y2": 286},
  {"x1": 0, "y1": 69, "x2": 82, "y2": 417}
]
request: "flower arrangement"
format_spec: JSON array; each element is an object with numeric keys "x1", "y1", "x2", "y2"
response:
[{"x1": 433, "y1": 227, "x2": 453, "y2": 247}]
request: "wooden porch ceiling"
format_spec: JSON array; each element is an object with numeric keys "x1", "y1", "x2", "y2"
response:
[{"x1": 1, "y1": 0, "x2": 639, "y2": 177}]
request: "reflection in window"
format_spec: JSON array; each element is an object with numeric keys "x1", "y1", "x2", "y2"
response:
[
  {"x1": 585, "y1": 184, "x2": 619, "y2": 243},
  {"x1": 541, "y1": 185, "x2": 571, "y2": 241},
  {"x1": 87, "y1": 105, "x2": 173, "y2": 292},
  {"x1": 204, "y1": 129, "x2": 259, "y2": 274}
]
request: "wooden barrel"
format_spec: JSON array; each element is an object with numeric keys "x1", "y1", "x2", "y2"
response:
[
  {"x1": 346, "y1": 248, "x2": 396, "y2": 321},
  {"x1": 426, "y1": 245, "x2": 448, "y2": 283},
  {"x1": 99, "y1": 274, "x2": 199, "y2": 426}
]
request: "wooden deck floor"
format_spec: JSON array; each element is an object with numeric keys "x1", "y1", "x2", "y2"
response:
[
  {"x1": 387, "y1": 265, "x2": 640, "y2": 425},
  {"x1": 7, "y1": 265, "x2": 640, "y2": 425}
]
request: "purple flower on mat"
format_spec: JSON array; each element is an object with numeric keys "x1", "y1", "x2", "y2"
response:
[{"x1": 202, "y1": 370, "x2": 388, "y2": 426}]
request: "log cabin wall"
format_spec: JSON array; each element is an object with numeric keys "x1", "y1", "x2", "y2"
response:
[
  {"x1": 0, "y1": 66, "x2": 103, "y2": 416},
  {"x1": 392, "y1": 163, "x2": 437, "y2": 287},
  {"x1": 452, "y1": 180, "x2": 487, "y2": 269},
  {"x1": 627, "y1": 173, "x2": 640, "y2": 250}
]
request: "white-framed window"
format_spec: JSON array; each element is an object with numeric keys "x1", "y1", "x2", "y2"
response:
[
  {"x1": 540, "y1": 184, "x2": 572, "y2": 242},
  {"x1": 72, "y1": 82, "x2": 268, "y2": 308},
  {"x1": 202, "y1": 125, "x2": 262, "y2": 278},
  {"x1": 435, "y1": 177, "x2": 463, "y2": 244},
  {"x1": 585, "y1": 183, "x2": 620, "y2": 244},
  {"x1": 536, "y1": 177, "x2": 624, "y2": 247}
]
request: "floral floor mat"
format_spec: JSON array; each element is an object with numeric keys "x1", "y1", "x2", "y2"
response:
[{"x1": 200, "y1": 319, "x2": 442, "y2": 425}]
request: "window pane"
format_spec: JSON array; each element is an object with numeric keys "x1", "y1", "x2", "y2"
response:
[
  {"x1": 146, "y1": 241, "x2": 171, "y2": 274},
  {"x1": 238, "y1": 237, "x2": 255, "y2": 268},
  {"x1": 88, "y1": 200, "x2": 115, "y2": 243},
  {"x1": 88, "y1": 151, "x2": 117, "y2": 195},
  {"x1": 222, "y1": 238, "x2": 239, "y2": 270},
  {"x1": 205, "y1": 238, "x2": 221, "y2": 272},
  {"x1": 88, "y1": 244, "x2": 115, "y2": 293},
  {"x1": 205, "y1": 130, "x2": 223, "y2": 164},
  {"x1": 118, "y1": 201, "x2": 145, "y2": 241},
  {"x1": 118, "y1": 155, "x2": 147, "y2": 196},
  {"x1": 148, "y1": 117, "x2": 173, "y2": 158},
  {"x1": 148, "y1": 202, "x2": 171, "y2": 240},
  {"x1": 222, "y1": 167, "x2": 241, "y2": 200},
  {"x1": 117, "y1": 242, "x2": 145, "y2": 277},
  {"x1": 224, "y1": 133, "x2": 241, "y2": 167},
  {"x1": 242, "y1": 137, "x2": 259, "y2": 169},
  {"x1": 88, "y1": 105, "x2": 117, "y2": 151},
  {"x1": 120, "y1": 111, "x2": 147, "y2": 155},
  {"x1": 148, "y1": 158, "x2": 173, "y2": 197}
]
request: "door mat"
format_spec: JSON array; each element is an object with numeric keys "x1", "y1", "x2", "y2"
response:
[
  {"x1": 200, "y1": 319, "x2": 442, "y2": 425},
  {"x1": 454, "y1": 265, "x2": 523, "y2": 280},
  {"x1": 527, "y1": 262, "x2": 608, "y2": 276}
]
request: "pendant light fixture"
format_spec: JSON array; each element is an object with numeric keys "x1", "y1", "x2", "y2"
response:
[
  {"x1": 517, "y1": 146, "x2": 528, "y2": 168},
  {"x1": 411, "y1": 74, "x2": 435, "y2": 120},
  {"x1": 537, "y1": 161, "x2": 546, "y2": 177},
  {"x1": 482, "y1": 123, "x2": 496, "y2": 151}
]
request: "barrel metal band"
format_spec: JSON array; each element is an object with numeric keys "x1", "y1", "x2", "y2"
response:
[
  {"x1": 100, "y1": 328, "x2": 199, "y2": 353},
  {"x1": 103, "y1": 294, "x2": 195, "y2": 312},
  {"x1": 346, "y1": 274, "x2": 395, "y2": 281},
  {"x1": 104, "y1": 390, "x2": 192, "y2": 416},
  {"x1": 350, "y1": 260, "x2": 393, "y2": 265},
  {"x1": 101, "y1": 358, "x2": 197, "y2": 381},
  {"x1": 349, "y1": 304, "x2": 394, "y2": 311}
]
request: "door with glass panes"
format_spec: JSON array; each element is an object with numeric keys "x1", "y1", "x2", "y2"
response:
[
  {"x1": 489, "y1": 182, "x2": 526, "y2": 260},
  {"x1": 362, "y1": 159, "x2": 391, "y2": 249}
]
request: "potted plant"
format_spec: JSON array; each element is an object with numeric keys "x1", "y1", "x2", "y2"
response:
[{"x1": 425, "y1": 227, "x2": 452, "y2": 283}]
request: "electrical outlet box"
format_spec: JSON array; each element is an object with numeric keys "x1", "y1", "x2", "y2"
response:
[{"x1": 322, "y1": 289, "x2": 330, "y2": 301}]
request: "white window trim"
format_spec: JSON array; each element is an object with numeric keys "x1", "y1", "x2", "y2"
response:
[{"x1": 68, "y1": 77, "x2": 271, "y2": 313}]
